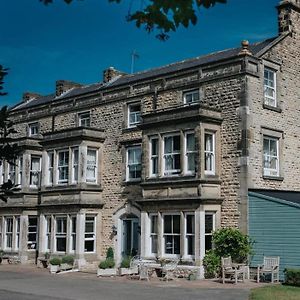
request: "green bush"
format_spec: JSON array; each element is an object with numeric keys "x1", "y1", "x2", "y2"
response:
[
  {"x1": 49, "y1": 257, "x2": 61, "y2": 266},
  {"x1": 106, "y1": 247, "x2": 114, "y2": 259},
  {"x1": 98, "y1": 260, "x2": 108, "y2": 269},
  {"x1": 106, "y1": 257, "x2": 115, "y2": 268},
  {"x1": 61, "y1": 255, "x2": 74, "y2": 265},
  {"x1": 120, "y1": 256, "x2": 131, "y2": 268},
  {"x1": 284, "y1": 268, "x2": 300, "y2": 286},
  {"x1": 203, "y1": 250, "x2": 220, "y2": 278},
  {"x1": 212, "y1": 228, "x2": 253, "y2": 263}
]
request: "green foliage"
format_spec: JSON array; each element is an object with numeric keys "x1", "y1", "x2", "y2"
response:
[
  {"x1": 106, "y1": 247, "x2": 114, "y2": 259},
  {"x1": 212, "y1": 228, "x2": 253, "y2": 263},
  {"x1": 98, "y1": 260, "x2": 109, "y2": 269},
  {"x1": 284, "y1": 268, "x2": 300, "y2": 287},
  {"x1": 49, "y1": 257, "x2": 61, "y2": 266},
  {"x1": 61, "y1": 255, "x2": 74, "y2": 265},
  {"x1": 40, "y1": 0, "x2": 227, "y2": 40},
  {"x1": 99, "y1": 257, "x2": 115, "y2": 269},
  {"x1": 120, "y1": 256, "x2": 131, "y2": 268},
  {"x1": 203, "y1": 250, "x2": 220, "y2": 278},
  {"x1": 250, "y1": 285, "x2": 300, "y2": 300}
]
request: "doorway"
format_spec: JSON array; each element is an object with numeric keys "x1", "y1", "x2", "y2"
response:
[{"x1": 122, "y1": 217, "x2": 139, "y2": 257}]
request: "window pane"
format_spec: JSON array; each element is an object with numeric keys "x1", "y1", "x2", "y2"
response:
[
  {"x1": 186, "y1": 215, "x2": 194, "y2": 234},
  {"x1": 57, "y1": 238, "x2": 66, "y2": 252},
  {"x1": 205, "y1": 215, "x2": 213, "y2": 234},
  {"x1": 85, "y1": 240, "x2": 94, "y2": 252},
  {"x1": 164, "y1": 215, "x2": 172, "y2": 233},
  {"x1": 151, "y1": 215, "x2": 158, "y2": 234},
  {"x1": 173, "y1": 235, "x2": 180, "y2": 254},
  {"x1": 173, "y1": 215, "x2": 180, "y2": 234}
]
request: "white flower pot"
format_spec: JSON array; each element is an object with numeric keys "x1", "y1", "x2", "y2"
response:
[
  {"x1": 50, "y1": 265, "x2": 60, "y2": 274},
  {"x1": 97, "y1": 268, "x2": 117, "y2": 277},
  {"x1": 119, "y1": 267, "x2": 138, "y2": 276}
]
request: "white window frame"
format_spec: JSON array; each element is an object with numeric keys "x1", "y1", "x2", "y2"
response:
[
  {"x1": 70, "y1": 216, "x2": 76, "y2": 253},
  {"x1": 86, "y1": 148, "x2": 98, "y2": 184},
  {"x1": 264, "y1": 67, "x2": 277, "y2": 107},
  {"x1": 4, "y1": 216, "x2": 13, "y2": 251},
  {"x1": 72, "y1": 148, "x2": 79, "y2": 184},
  {"x1": 184, "y1": 132, "x2": 196, "y2": 175},
  {"x1": 8, "y1": 162, "x2": 16, "y2": 184},
  {"x1": 78, "y1": 111, "x2": 91, "y2": 127},
  {"x1": 149, "y1": 214, "x2": 158, "y2": 256},
  {"x1": 84, "y1": 215, "x2": 96, "y2": 253},
  {"x1": 184, "y1": 212, "x2": 195, "y2": 258},
  {"x1": 45, "y1": 216, "x2": 52, "y2": 252},
  {"x1": 263, "y1": 136, "x2": 279, "y2": 177},
  {"x1": 18, "y1": 156, "x2": 23, "y2": 186},
  {"x1": 204, "y1": 132, "x2": 215, "y2": 175},
  {"x1": 27, "y1": 216, "x2": 38, "y2": 250},
  {"x1": 30, "y1": 156, "x2": 41, "y2": 187},
  {"x1": 128, "y1": 103, "x2": 141, "y2": 128},
  {"x1": 183, "y1": 89, "x2": 200, "y2": 104},
  {"x1": 204, "y1": 212, "x2": 215, "y2": 253},
  {"x1": 55, "y1": 216, "x2": 67, "y2": 253},
  {"x1": 163, "y1": 133, "x2": 181, "y2": 176},
  {"x1": 126, "y1": 146, "x2": 142, "y2": 181},
  {"x1": 149, "y1": 136, "x2": 159, "y2": 177},
  {"x1": 4, "y1": 216, "x2": 20, "y2": 251},
  {"x1": 47, "y1": 152, "x2": 54, "y2": 186},
  {"x1": 57, "y1": 150, "x2": 69, "y2": 184},
  {"x1": 28, "y1": 122, "x2": 39, "y2": 137},
  {"x1": 162, "y1": 213, "x2": 181, "y2": 258}
]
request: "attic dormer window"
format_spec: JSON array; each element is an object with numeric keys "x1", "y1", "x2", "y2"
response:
[
  {"x1": 28, "y1": 122, "x2": 39, "y2": 137},
  {"x1": 183, "y1": 89, "x2": 200, "y2": 104}
]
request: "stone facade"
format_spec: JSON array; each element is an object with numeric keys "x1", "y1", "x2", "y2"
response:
[{"x1": 0, "y1": 0, "x2": 299, "y2": 277}]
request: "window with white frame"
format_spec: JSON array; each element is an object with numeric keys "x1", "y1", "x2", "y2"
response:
[
  {"x1": 205, "y1": 212, "x2": 215, "y2": 252},
  {"x1": 57, "y1": 150, "x2": 69, "y2": 184},
  {"x1": 126, "y1": 146, "x2": 141, "y2": 181},
  {"x1": 264, "y1": 68, "x2": 276, "y2": 107},
  {"x1": 263, "y1": 136, "x2": 279, "y2": 176},
  {"x1": 45, "y1": 216, "x2": 52, "y2": 252},
  {"x1": 55, "y1": 216, "x2": 67, "y2": 252},
  {"x1": 30, "y1": 156, "x2": 41, "y2": 186},
  {"x1": 185, "y1": 132, "x2": 196, "y2": 174},
  {"x1": 163, "y1": 214, "x2": 180, "y2": 255},
  {"x1": 71, "y1": 216, "x2": 76, "y2": 252},
  {"x1": 204, "y1": 132, "x2": 215, "y2": 175},
  {"x1": 149, "y1": 137, "x2": 159, "y2": 177},
  {"x1": 28, "y1": 216, "x2": 38, "y2": 250},
  {"x1": 16, "y1": 217, "x2": 20, "y2": 250},
  {"x1": 8, "y1": 162, "x2": 16, "y2": 184},
  {"x1": 185, "y1": 213, "x2": 195, "y2": 256},
  {"x1": 128, "y1": 103, "x2": 141, "y2": 128},
  {"x1": 72, "y1": 148, "x2": 79, "y2": 183},
  {"x1": 183, "y1": 89, "x2": 200, "y2": 104},
  {"x1": 28, "y1": 122, "x2": 39, "y2": 137},
  {"x1": 150, "y1": 214, "x2": 158, "y2": 255},
  {"x1": 4, "y1": 217, "x2": 13, "y2": 250},
  {"x1": 163, "y1": 134, "x2": 181, "y2": 175},
  {"x1": 86, "y1": 149, "x2": 97, "y2": 183},
  {"x1": 18, "y1": 157, "x2": 23, "y2": 186},
  {"x1": 78, "y1": 111, "x2": 91, "y2": 127},
  {"x1": 47, "y1": 152, "x2": 54, "y2": 185},
  {"x1": 84, "y1": 215, "x2": 96, "y2": 252}
]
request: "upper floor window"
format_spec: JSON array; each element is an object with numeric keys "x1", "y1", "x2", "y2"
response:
[
  {"x1": 8, "y1": 162, "x2": 16, "y2": 184},
  {"x1": 47, "y1": 152, "x2": 54, "y2": 185},
  {"x1": 128, "y1": 103, "x2": 141, "y2": 128},
  {"x1": 183, "y1": 89, "x2": 200, "y2": 104},
  {"x1": 264, "y1": 68, "x2": 276, "y2": 107},
  {"x1": 263, "y1": 136, "x2": 279, "y2": 177},
  {"x1": 204, "y1": 132, "x2": 215, "y2": 175},
  {"x1": 149, "y1": 137, "x2": 159, "y2": 177},
  {"x1": 78, "y1": 112, "x2": 91, "y2": 127},
  {"x1": 28, "y1": 122, "x2": 39, "y2": 137},
  {"x1": 126, "y1": 146, "x2": 141, "y2": 181},
  {"x1": 72, "y1": 148, "x2": 79, "y2": 184},
  {"x1": 163, "y1": 134, "x2": 181, "y2": 175},
  {"x1": 86, "y1": 148, "x2": 97, "y2": 183},
  {"x1": 18, "y1": 157, "x2": 23, "y2": 186},
  {"x1": 185, "y1": 132, "x2": 196, "y2": 175},
  {"x1": 30, "y1": 156, "x2": 41, "y2": 186},
  {"x1": 57, "y1": 150, "x2": 69, "y2": 184}
]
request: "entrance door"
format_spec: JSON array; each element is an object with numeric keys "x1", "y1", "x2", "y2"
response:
[{"x1": 122, "y1": 218, "x2": 139, "y2": 257}]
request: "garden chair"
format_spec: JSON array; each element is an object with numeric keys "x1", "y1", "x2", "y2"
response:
[
  {"x1": 221, "y1": 256, "x2": 245, "y2": 284},
  {"x1": 257, "y1": 256, "x2": 280, "y2": 283},
  {"x1": 161, "y1": 259, "x2": 179, "y2": 281}
]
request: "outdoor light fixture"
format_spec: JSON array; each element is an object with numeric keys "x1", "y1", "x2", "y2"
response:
[{"x1": 112, "y1": 225, "x2": 117, "y2": 235}]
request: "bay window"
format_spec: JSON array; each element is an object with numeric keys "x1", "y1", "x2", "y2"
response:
[
  {"x1": 185, "y1": 213, "x2": 195, "y2": 256},
  {"x1": 150, "y1": 214, "x2": 158, "y2": 255},
  {"x1": 86, "y1": 149, "x2": 97, "y2": 183},
  {"x1": 18, "y1": 157, "x2": 23, "y2": 185},
  {"x1": 72, "y1": 148, "x2": 79, "y2": 183},
  {"x1": 71, "y1": 216, "x2": 76, "y2": 252},
  {"x1": 185, "y1": 132, "x2": 196, "y2": 174},
  {"x1": 28, "y1": 216, "x2": 38, "y2": 250},
  {"x1": 55, "y1": 216, "x2": 67, "y2": 252},
  {"x1": 84, "y1": 215, "x2": 96, "y2": 252},
  {"x1": 30, "y1": 156, "x2": 41, "y2": 186},
  {"x1": 5, "y1": 217, "x2": 13, "y2": 250},
  {"x1": 163, "y1": 135, "x2": 181, "y2": 175},
  {"x1": 149, "y1": 137, "x2": 159, "y2": 177},
  {"x1": 126, "y1": 146, "x2": 141, "y2": 181},
  {"x1": 47, "y1": 152, "x2": 54, "y2": 185},
  {"x1": 8, "y1": 162, "x2": 16, "y2": 184},
  {"x1": 45, "y1": 216, "x2": 52, "y2": 252},
  {"x1": 163, "y1": 214, "x2": 180, "y2": 255},
  {"x1": 57, "y1": 150, "x2": 69, "y2": 184}
]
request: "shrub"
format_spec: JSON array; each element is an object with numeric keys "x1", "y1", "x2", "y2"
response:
[
  {"x1": 284, "y1": 268, "x2": 300, "y2": 286},
  {"x1": 49, "y1": 257, "x2": 61, "y2": 266},
  {"x1": 106, "y1": 247, "x2": 114, "y2": 259},
  {"x1": 106, "y1": 257, "x2": 115, "y2": 268},
  {"x1": 99, "y1": 260, "x2": 108, "y2": 269},
  {"x1": 98, "y1": 257, "x2": 115, "y2": 269},
  {"x1": 120, "y1": 256, "x2": 131, "y2": 268},
  {"x1": 203, "y1": 250, "x2": 220, "y2": 279},
  {"x1": 212, "y1": 228, "x2": 253, "y2": 263},
  {"x1": 61, "y1": 255, "x2": 74, "y2": 265}
]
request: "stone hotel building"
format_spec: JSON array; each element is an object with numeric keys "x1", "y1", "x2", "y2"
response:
[{"x1": 1, "y1": 0, "x2": 300, "y2": 277}]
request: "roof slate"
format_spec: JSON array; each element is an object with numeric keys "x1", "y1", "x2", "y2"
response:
[{"x1": 11, "y1": 37, "x2": 276, "y2": 112}]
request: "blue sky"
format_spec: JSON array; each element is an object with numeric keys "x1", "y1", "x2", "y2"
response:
[{"x1": 1, "y1": 0, "x2": 279, "y2": 106}]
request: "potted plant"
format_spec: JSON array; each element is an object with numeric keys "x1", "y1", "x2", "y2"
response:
[
  {"x1": 119, "y1": 256, "x2": 138, "y2": 275},
  {"x1": 49, "y1": 257, "x2": 61, "y2": 274},
  {"x1": 97, "y1": 247, "x2": 117, "y2": 276},
  {"x1": 60, "y1": 255, "x2": 74, "y2": 271}
]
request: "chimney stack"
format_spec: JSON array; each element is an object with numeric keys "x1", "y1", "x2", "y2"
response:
[
  {"x1": 277, "y1": 0, "x2": 300, "y2": 34},
  {"x1": 56, "y1": 80, "x2": 82, "y2": 97},
  {"x1": 103, "y1": 67, "x2": 126, "y2": 83},
  {"x1": 22, "y1": 92, "x2": 41, "y2": 103}
]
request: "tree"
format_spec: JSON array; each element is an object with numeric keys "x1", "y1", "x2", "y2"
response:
[
  {"x1": 0, "y1": 66, "x2": 22, "y2": 202},
  {"x1": 40, "y1": 0, "x2": 227, "y2": 40}
]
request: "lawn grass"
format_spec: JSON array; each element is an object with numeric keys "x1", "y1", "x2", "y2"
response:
[{"x1": 250, "y1": 285, "x2": 300, "y2": 300}]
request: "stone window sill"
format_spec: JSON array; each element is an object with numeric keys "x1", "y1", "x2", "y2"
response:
[
  {"x1": 263, "y1": 175, "x2": 284, "y2": 181},
  {"x1": 263, "y1": 103, "x2": 282, "y2": 113}
]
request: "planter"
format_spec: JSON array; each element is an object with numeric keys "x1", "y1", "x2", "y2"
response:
[
  {"x1": 60, "y1": 263, "x2": 73, "y2": 271},
  {"x1": 50, "y1": 264, "x2": 60, "y2": 274},
  {"x1": 119, "y1": 267, "x2": 138, "y2": 276},
  {"x1": 97, "y1": 268, "x2": 117, "y2": 277}
]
